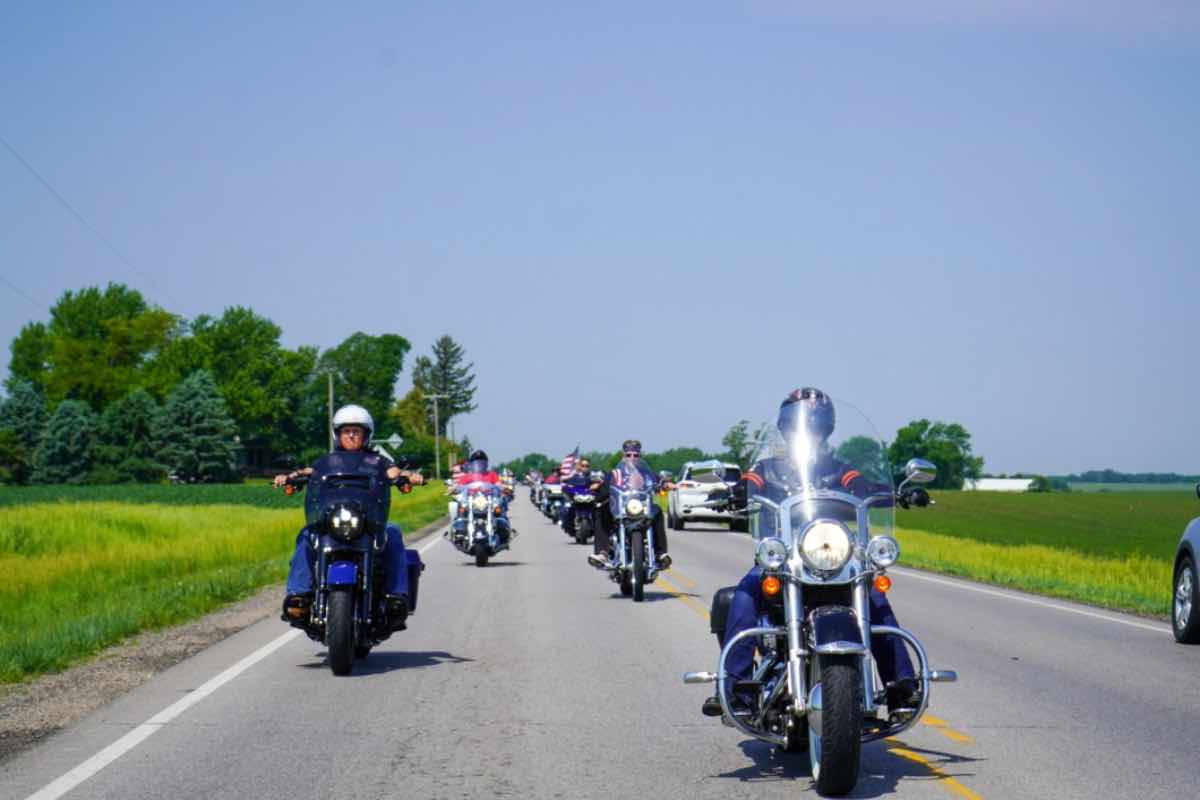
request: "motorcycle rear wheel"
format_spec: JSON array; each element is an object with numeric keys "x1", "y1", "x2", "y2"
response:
[
  {"x1": 326, "y1": 589, "x2": 356, "y2": 676},
  {"x1": 808, "y1": 655, "x2": 861, "y2": 796},
  {"x1": 632, "y1": 533, "x2": 645, "y2": 602}
]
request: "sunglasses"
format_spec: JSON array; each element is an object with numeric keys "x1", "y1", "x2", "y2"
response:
[{"x1": 623, "y1": 451, "x2": 641, "y2": 457}]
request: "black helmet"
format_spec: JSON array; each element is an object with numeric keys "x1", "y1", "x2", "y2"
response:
[
  {"x1": 777, "y1": 387, "x2": 835, "y2": 441},
  {"x1": 469, "y1": 450, "x2": 488, "y2": 463}
]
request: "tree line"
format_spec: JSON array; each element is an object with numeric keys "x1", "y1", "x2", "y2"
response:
[
  {"x1": 0, "y1": 283, "x2": 477, "y2": 484},
  {"x1": 503, "y1": 417, "x2": 986, "y2": 490}
]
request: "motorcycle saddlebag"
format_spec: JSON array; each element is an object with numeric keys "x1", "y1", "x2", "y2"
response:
[
  {"x1": 710, "y1": 586, "x2": 737, "y2": 642},
  {"x1": 406, "y1": 550, "x2": 425, "y2": 612}
]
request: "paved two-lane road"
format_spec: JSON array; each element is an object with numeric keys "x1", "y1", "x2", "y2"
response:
[{"x1": 4, "y1": 499, "x2": 1198, "y2": 799}]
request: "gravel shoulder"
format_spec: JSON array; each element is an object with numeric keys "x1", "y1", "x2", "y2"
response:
[{"x1": 0, "y1": 519, "x2": 444, "y2": 765}]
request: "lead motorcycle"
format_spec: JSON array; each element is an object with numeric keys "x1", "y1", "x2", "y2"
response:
[
  {"x1": 448, "y1": 480, "x2": 513, "y2": 566},
  {"x1": 282, "y1": 454, "x2": 424, "y2": 677},
  {"x1": 684, "y1": 406, "x2": 956, "y2": 796}
]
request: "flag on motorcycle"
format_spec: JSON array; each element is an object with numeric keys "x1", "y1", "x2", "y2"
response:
[
  {"x1": 559, "y1": 446, "x2": 579, "y2": 478},
  {"x1": 451, "y1": 461, "x2": 464, "y2": 480}
]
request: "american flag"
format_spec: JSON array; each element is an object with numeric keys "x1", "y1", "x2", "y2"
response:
[
  {"x1": 451, "y1": 461, "x2": 464, "y2": 479},
  {"x1": 559, "y1": 445, "x2": 579, "y2": 478}
]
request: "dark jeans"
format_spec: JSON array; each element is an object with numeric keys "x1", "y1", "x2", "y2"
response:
[
  {"x1": 594, "y1": 509, "x2": 669, "y2": 558},
  {"x1": 285, "y1": 524, "x2": 409, "y2": 598},
  {"x1": 723, "y1": 566, "x2": 914, "y2": 685}
]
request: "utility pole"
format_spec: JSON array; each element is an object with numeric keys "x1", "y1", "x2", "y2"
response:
[
  {"x1": 327, "y1": 373, "x2": 334, "y2": 452},
  {"x1": 425, "y1": 393, "x2": 449, "y2": 481}
]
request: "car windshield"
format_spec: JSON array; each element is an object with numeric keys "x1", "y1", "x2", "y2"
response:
[{"x1": 747, "y1": 394, "x2": 894, "y2": 544}]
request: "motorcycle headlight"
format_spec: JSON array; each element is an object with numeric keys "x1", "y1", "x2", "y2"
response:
[
  {"x1": 626, "y1": 498, "x2": 645, "y2": 516},
  {"x1": 755, "y1": 537, "x2": 788, "y2": 571},
  {"x1": 867, "y1": 535, "x2": 900, "y2": 568},
  {"x1": 577, "y1": 494, "x2": 594, "y2": 503},
  {"x1": 329, "y1": 505, "x2": 363, "y2": 542},
  {"x1": 798, "y1": 520, "x2": 853, "y2": 572},
  {"x1": 470, "y1": 494, "x2": 489, "y2": 512}
]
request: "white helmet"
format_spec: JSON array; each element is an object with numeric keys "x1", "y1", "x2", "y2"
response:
[{"x1": 331, "y1": 404, "x2": 374, "y2": 444}]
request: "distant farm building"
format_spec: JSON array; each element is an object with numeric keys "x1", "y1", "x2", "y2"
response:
[{"x1": 963, "y1": 478, "x2": 1036, "y2": 492}]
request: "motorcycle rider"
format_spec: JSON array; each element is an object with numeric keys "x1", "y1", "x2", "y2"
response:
[
  {"x1": 275, "y1": 405, "x2": 424, "y2": 629},
  {"x1": 701, "y1": 388, "x2": 918, "y2": 717},
  {"x1": 561, "y1": 458, "x2": 601, "y2": 538},
  {"x1": 454, "y1": 449, "x2": 514, "y2": 539},
  {"x1": 587, "y1": 439, "x2": 672, "y2": 571}
]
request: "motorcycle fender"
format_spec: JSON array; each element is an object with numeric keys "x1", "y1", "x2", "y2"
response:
[
  {"x1": 806, "y1": 606, "x2": 868, "y2": 655},
  {"x1": 327, "y1": 560, "x2": 359, "y2": 587}
]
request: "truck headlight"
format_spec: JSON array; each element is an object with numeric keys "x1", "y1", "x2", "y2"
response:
[{"x1": 798, "y1": 520, "x2": 853, "y2": 572}]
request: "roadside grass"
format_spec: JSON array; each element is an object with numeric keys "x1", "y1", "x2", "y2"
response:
[
  {"x1": 0, "y1": 483, "x2": 306, "y2": 509},
  {"x1": 1068, "y1": 482, "x2": 1197, "y2": 493},
  {"x1": 0, "y1": 484, "x2": 449, "y2": 683},
  {"x1": 894, "y1": 526, "x2": 1169, "y2": 617},
  {"x1": 897, "y1": 491, "x2": 1194, "y2": 561}
]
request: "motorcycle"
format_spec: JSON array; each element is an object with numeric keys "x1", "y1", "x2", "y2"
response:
[
  {"x1": 281, "y1": 454, "x2": 424, "y2": 677},
  {"x1": 543, "y1": 481, "x2": 566, "y2": 522},
  {"x1": 448, "y1": 480, "x2": 513, "y2": 567},
  {"x1": 602, "y1": 483, "x2": 665, "y2": 602},
  {"x1": 563, "y1": 479, "x2": 604, "y2": 545},
  {"x1": 683, "y1": 406, "x2": 956, "y2": 796}
]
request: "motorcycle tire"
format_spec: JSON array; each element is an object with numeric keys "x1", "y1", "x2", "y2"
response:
[
  {"x1": 619, "y1": 572, "x2": 633, "y2": 596},
  {"x1": 474, "y1": 545, "x2": 490, "y2": 568},
  {"x1": 808, "y1": 655, "x2": 862, "y2": 796},
  {"x1": 730, "y1": 517, "x2": 749, "y2": 534},
  {"x1": 632, "y1": 533, "x2": 645, "y2": 602},
  {"x1": 1174, "y1": 555, "x2": 1200, "y2": 643},
  {"x1": 575, "y1": 518, "x2": 590, "y2": 545},
  {"x1": 326, "y1": 589, "x2": 356, "y2": 677}
]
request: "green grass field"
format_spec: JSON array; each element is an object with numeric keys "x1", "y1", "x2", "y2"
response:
[
  {"x1": 893, "y1": 490, "x2": 1198, "y2": 618},
  {"x1": 0, "y1": 483, "x2": 449, "y2": 683},
  {"x1": 0, "y1": 482, "x2": 305, "y2": 509},
  {"x1": 1067, "y1": 482, "x2": 1198, "y2": 493}
]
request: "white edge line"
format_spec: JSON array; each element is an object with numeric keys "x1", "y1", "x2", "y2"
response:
[
  {"x1": 893, "y1": 566, "x2": 1170, "y2": 634},
  {"x1": 25, "y1": 629, "x2": 302, "y2": 800},
  {"x1": 27, "y1": 527, "x2": 445, "y2": 800}
]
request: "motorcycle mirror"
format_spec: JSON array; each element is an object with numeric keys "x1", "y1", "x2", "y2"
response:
[
  {"x1": 658, "y1": 470, "x2": 674, "y2": 482},
  {"x1": 904, "y1": 458, "x2": 938, "y2": 485}
]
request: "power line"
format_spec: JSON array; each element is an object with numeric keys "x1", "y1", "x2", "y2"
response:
[
  {"x1": 0, "y1": 132, "x2": 181, "y2": 309},
  {"x1": 0, "y1": 274, "x2": 49, "y2": 311}
]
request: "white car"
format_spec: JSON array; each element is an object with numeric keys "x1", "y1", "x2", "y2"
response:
[{"x1": 667, "y1": 459, "x2": 745, "y2": 531}]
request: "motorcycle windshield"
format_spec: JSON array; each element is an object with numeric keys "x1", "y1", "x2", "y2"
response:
[
  {"x1": 747, "y1": 395, "x2": 894, "y2": 545},
  {"x1": 304, "y1": 451, "x2": 391, "y2": 534}
]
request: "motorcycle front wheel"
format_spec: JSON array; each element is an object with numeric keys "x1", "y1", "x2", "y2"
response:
[
  {"x1": 326, "y1": 589, "x2": 356, "y2": 676},
  {"x1": 808, "y1": 655, "x2": 862, "y2": 796},
  {"x1": 575, "y1": 517, "x2": 590, "y2": 545},
  {"x1": 631, "y1": 532, "x2": 645, "y2": 602},
  {"x1": 474, "y1": 544, "x2": 490, "y2": 567}
]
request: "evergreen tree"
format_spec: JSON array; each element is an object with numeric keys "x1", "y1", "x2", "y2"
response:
[
  {"x1": 159, "y1": 371, "x2": 240, "y2": 483},
  {"x1": 411, "y1": 335, "x2": 477, "y2": 436},
  {"x1": 94, "y1": 389, "x2": 166, "y2": 483},
  {"x1": 31, "y1": 400, "x2": 98, "y2": 484},
  {"x1": 0, "y1": 430, "x2": 29, "y2": 484},
  {"x1": 0, "y1": 380, "x2": 47, "y2": 454}
]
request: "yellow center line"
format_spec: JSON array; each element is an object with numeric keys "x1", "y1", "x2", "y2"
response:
[
  {"x1": 657, "y1": 572, "x2": 711, "y2": 619},
  {"x1": 886, "y1": 739, "x2": 984, "y2": 800},
  {"x1": 921, "y1": 715, "x2": 976, "y2": 745},
  {"x1": 664, "y1": 567, "x2": 698, "y2": 589}
]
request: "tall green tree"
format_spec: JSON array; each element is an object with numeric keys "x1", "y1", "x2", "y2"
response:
[
  {"x1": 317, "y1": 332, "x2": 411, "y2": 426},
  {"x1": 720, "y1": 419, "x2": 768, "y2": 467},
  {"x1": 93, "y1": 389, "x2": 166, "y2": 483},
  {"x1": 411, "y1": 335, "x2": 476, "y2": 436},
  {"x1": 887, "y1": 419, "x2": 983, "y2": 490},
  {"x1": 33, "y1": 284, "x2": 176, "y2": 409},
  {"x1": 147, "y1": 307, "x2": 318, "y2": 455},
  {"x1": 5, "y1": 322, "x2": 50, "y2": 393},
  {"x1": 31, "y1": 400, "x2": 98, "y2": 484},
  {"x1": 159, "y1": 371, "x2": 240, "y2": 483},
  {"x1": 0, "y1": 429, "x2": 28, "y2": 484}
]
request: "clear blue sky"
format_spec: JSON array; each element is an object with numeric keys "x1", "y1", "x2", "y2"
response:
[{"x1": 2, "y1": 2, "x2": 1197, "y2": 473}]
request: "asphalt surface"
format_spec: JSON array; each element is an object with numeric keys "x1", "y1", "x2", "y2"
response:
[{"x1": 3, "y1": 499, "x2": 1198, "y2": 800}]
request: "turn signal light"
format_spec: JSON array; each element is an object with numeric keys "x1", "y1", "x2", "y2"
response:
[
  {"x1": 761, "y1": 575, "x2": 783, "y2": 597},
  {"x1": 494, "y1": 505, "x2": 503, "y2": 515},
  {"x1": 874, "y1": 574, "x2": 892, "y2": 593}
]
